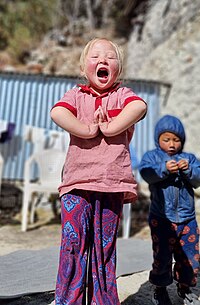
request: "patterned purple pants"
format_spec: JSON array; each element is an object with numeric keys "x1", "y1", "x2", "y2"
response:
[{"x1": 55, "y1": 190, "x2": 123, "y2": 305}]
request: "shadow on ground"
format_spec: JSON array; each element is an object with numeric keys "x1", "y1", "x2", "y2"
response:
[{"x1": 0, "y1": 292, "x2": 55, "y2": 305}]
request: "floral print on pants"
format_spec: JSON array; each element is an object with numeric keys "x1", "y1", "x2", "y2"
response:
[{"x1": 55, "y1": 190, "x2": 123, "y2": 305}]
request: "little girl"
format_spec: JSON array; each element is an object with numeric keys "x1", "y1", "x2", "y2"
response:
[{"x1": 50, "y1": 37, "x2": 147, "y2": 305}]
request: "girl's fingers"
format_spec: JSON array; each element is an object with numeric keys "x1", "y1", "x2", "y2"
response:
[
  {"x1": 94, "y1": 106, "x2": 109, "y2": 124},
  {"x1": 99, "y1": 112, "x2": 104, "y2": 123},
  {"x1": 95, "y1": 107, "x2": 104, "y2": 122},
  {"x1": 94, "y1": 108, "x2": 100, "y2": 123}
]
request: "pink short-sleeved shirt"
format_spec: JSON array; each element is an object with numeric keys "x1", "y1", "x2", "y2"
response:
[{"x1": 52, "y1": 83, "x2": 146, "y2": 203}]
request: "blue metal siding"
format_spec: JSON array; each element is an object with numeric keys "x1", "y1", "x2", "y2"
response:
[{"x1": 0, "y1": 72, "x2": 160, "y2": 181}]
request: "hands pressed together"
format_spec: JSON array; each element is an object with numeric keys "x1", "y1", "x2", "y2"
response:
[
  {"x1": 51, "y1": 100, "x2": 146, "y2": 139},
  {"x1": 88, "y1": 106, "x2": 111, "y2": 138},
  {"x1": 51, "y1": 105, "x2": 112, "y2": 139},
  {"x1": 166, "y1": 159, "x2": 189, "y2": 174}
]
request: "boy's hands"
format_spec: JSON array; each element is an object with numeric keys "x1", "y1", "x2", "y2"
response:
[
  {"x1": 166, "y1": 160, "x2": 179, "y2": 173},
  {"x1": 166, "y1": 159, "x2": 189, "y2": 173},
  {"x1": 177, "y1": 159, "x2": 189, "y2": 171}
]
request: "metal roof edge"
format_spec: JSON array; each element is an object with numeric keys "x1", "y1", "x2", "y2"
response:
[{"x1": 0, "y1": 70, "x2": 171, "y2": 88}]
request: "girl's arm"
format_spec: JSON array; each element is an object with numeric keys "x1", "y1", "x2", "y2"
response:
[
  {"x1": 51, "y1": 106, "x2": 99, "y2": 139},
  {"x1": 99, "y1": 100, "x2": 147, "y2": 137}
]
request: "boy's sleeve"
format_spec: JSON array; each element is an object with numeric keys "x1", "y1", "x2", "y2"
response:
[
  {"x1": 51, "y1": 87, "x2": 77, "y2": 117},
  {"x1": 181, "y1": 154, "x2": 200, "y2": 188},
  {"x1": 139, "y1": 151, "x2": 170, "y2": 184}
]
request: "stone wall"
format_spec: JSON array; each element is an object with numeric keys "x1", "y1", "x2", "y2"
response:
[{"x1": 125, "y1": 0, "x2": 200, "y2": 156}]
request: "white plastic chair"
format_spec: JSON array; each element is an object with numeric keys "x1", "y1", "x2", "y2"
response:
[
  {"x1": 21, "y1": 149, "x2": 66, "y2": 232},
  {"x1": 0, "y1": 154, "x2": 3, "y2": 195},
  {"x1": 122, "y1": 169, "x2": 137, "y2": 239}
]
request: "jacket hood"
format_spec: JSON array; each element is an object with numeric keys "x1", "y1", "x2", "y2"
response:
[{"x1": 154, "y1": 115, "x2": 186, "y2": 149}]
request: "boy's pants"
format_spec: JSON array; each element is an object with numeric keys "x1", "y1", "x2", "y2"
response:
[
  {"x1": 149, "y1": 213, "x2": 199, "y2": 287},
  {"x1": 55, "y1": 190, "x2": 123, "y2": 305}
]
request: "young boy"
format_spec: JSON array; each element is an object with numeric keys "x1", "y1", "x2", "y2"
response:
[{"x1": 139, "y1": 115, "x2": 200, "y2": 305}]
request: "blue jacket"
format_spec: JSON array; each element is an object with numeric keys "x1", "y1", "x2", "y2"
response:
[{"x1": 139, "y1": 115, "x2": 200, "y2": 223}]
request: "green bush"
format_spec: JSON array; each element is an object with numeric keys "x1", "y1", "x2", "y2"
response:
[
  {"x1": 0, "y1": 0, "x2": 57, "y2": 62},
  {"x1": 8, "y1": 25, "x2": 32, "y2": 60}
]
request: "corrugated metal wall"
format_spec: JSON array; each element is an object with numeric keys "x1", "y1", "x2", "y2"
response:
[{"x1": 0, "y1": 72, "x2": 160, "y2": 181}]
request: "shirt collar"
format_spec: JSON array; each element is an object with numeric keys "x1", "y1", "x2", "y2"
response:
[{"x1": 77, "y1": 82, "x2": 121, "y2": 98}]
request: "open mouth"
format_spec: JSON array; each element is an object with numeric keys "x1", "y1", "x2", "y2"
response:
[{"x1": 97, "y1": 68, "x2": 109, "y2": 78}]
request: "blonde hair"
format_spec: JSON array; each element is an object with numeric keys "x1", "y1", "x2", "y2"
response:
[{"x1": 80, "y1": 38, "x2": 124, "y2": 78}]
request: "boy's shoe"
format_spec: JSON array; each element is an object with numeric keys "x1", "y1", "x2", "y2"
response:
[
  {"x1": 177, "y1": 284, "x2": 200, "y2": 305},
  {"x1": 152, "y1": 287, "x2": 172, "y2": 305}
]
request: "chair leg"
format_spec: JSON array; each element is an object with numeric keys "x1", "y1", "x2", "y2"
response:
[
  {"x1": 30, "y1": 193, "x2": 43, "y2": 224},
  {"x1": 122, "y1": 203, "x2": 132, "y2": 239},
  {"x1": 21, "y1": 191, "x2": 30, "y2": 232}
]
